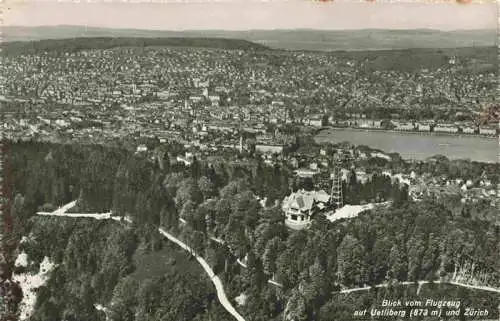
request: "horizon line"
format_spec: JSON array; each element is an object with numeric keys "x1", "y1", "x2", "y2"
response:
[{"x1": 5, "y1": 24, "x2": 497, "y2": 32}]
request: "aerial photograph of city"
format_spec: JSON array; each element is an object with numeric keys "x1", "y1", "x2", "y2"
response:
[{"x1": 0, "y1": 0, "x2": 499, "y2": 320}]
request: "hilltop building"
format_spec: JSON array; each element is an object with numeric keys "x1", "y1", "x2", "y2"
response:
[{"x1": 282, "y1": 189, "x2": 330, "y2": 230}]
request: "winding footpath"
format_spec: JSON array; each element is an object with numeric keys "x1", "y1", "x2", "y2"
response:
[
  {"x1": 36, "y1": 201, "x2": 246, "y2": 321},
  {"x1": 158, "y1": 228, "x2": 245, "y2": 321},
  {"x1": 35, "y1": 201, "x2": 500, "y2": 321}
]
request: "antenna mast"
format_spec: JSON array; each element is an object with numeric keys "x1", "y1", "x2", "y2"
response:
[{"x1": 330, "y1": 154, "x2": 343, "y2": 209}]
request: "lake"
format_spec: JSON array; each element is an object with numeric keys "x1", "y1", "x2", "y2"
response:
[{"x1": 315, "y1": 128, "x2": 498, "y2": 163}]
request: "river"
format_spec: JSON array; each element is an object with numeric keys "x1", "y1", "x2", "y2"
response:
[{"x1": 315, "y1": 128, "x2": 498, "y2": 163}]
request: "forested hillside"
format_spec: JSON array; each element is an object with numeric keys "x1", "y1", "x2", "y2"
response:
[
  {"x1": 20, "y1": 217, "x2": 232, "y2": 321},
  {"x1": 0, "y1": 37, "x2": 270, "y2": 56},
  {"x1": 9, "y1": 140, "x2": 500, "y2": 321}
]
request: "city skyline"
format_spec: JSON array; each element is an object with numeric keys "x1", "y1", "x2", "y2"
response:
[{"x1": 3, "y1": 0, "x2": 497, "y2": 31}]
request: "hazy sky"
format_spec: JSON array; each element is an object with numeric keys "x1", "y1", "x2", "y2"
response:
[{"x1": 3, "y1": 0, "x2": 497, "y2": 31}]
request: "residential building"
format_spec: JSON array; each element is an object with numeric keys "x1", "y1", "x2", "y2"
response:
[
  {"x1": 462, "y1": 126, "x2": 476, "y2": 134},
  {"x1": 255, "y1": 144, "x2": 284, "y2": 154},
  {"x1": 417, "y1": 123, "x2": 431, "y2": 132},
  {"x1": 479, "y1": 127, "x2": 496, "y2": 136},
  {"x1": 394, "y1": 122, "x2": 415, "y2": 131},
  {"x1": 434, "y1": 125, "x2": 458, "y2": 133}
]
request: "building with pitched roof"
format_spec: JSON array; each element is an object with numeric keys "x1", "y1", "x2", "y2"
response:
[{"x1": 282, "y1": 189, "x2": 330, "y2": 230}]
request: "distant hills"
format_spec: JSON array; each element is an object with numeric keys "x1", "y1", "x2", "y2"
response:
[
  {"x1": 3, "y1": 26, "x2": 497, "y2": 51},
  {"x1": 0, "y1": 37, "x2": 269, "y2": 55}
]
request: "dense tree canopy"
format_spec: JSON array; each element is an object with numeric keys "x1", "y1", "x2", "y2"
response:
[{"x1": 9, "y1": 141, "x2": 500, "y2": 321}]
